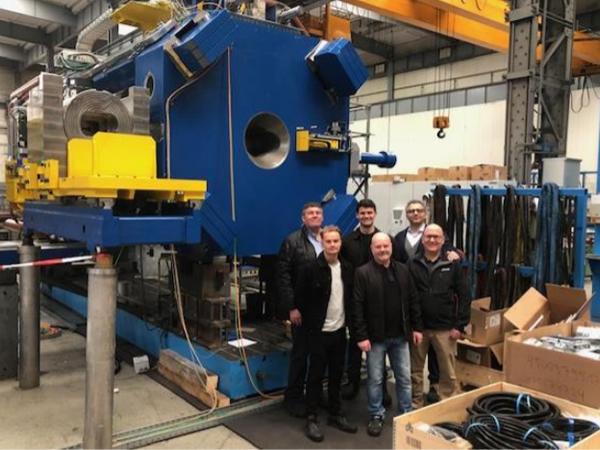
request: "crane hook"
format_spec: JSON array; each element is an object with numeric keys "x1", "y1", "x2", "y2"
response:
[{"x1": 437, "y1": 128, "x2": 446, "y2": 139}]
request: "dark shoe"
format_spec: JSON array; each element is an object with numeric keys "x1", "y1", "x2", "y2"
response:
[
  {"x1": 382, "y1": 388, "x2": 392, "y2": 408},
  {"x1": 284, "y1": 399, "x2": 307, "y2": 418},
  {"x1": 367, "y1": 415, "x2": 384, "y2": 437},
  {"x1": 328, "y1": 414, "x2": 357, "y2": 433},
  {"x1": 305, "y1": 416, "x2": 324, "y2": 442},
  {"x1": 426, "y1": 386, "x2": 440, "y2": 405},
  {"x1": 341, "y1": 382, "x2": 360, "y2": 400}
]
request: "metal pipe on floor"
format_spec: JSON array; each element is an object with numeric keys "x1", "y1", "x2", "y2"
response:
[
  {"x1": 83, "y1": 253, "x2": 117, "y2": 449},
  {"x1": 18, "y1": 241, "x2": 40, "y2": 389}
]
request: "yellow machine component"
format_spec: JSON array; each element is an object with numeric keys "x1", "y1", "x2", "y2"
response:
[
  {"x1": 296, "y1": 130, "x2": 341, "y2": 152},
  {"x1": 111, "y1": 0, "x2": 175, "y2": 32},
  {"x1": 7, "y1": 132, "x2": 207, "y2": 207},
  {"x1": 324, "y1": 6, "x2": 352, "y2": 41},
  {"x1": 296, "y1": 130, "x2": 310, "y2": 152},
  {"x1": 5, "y1": 160, "x2": 45, "y2": 210}
]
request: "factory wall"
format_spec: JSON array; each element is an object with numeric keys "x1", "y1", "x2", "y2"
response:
[
  {"x1": 351, "y1": 88, "x2": 600, "y2": 189},
  {"x1": 354, "y1": 53, "x2": 507, "y2": 104}
]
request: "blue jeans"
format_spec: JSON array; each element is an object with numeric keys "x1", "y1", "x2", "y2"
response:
[{"x1": 366, "y1": 337, "x2": 412, "y2": 417}]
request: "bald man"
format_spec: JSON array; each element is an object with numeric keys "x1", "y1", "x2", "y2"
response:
[
  {"x1": 352, "y1": 232, "x2": 423, "y2": 437},
  {"x1": 407, "y1": 224, "x2": 469, "y2": 408}
]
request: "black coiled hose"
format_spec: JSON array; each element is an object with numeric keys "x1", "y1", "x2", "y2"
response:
[
  {"x1": 468, "y1": 392, "x2": 561, "y2": 425},
  {"x1": 433, "y1": 422, "x2": 464, "y2": 437},
  {"x1": 464, "y1": 414, "x2": 558, "y2": 449},
  {"x1": 540, "y1": 418, "x2": 599, "y2": 444}
]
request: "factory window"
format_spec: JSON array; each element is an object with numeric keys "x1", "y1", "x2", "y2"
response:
[
  {"x1": 449, "y1": 90, "x2": 466, "y2": 108},
  {"x1": 396, "y1": 99, "x2": 411, "y2": 114},
  {"x1": 244, "y1": 113, "x2": 290, "y2": 169},
  {"x1": 486, "y1": 84, "x2": 507, "y2": 102},
  {"x1": 413, "y1": 96, "x2": 428, "y2": 112},
  {"x1": 466, "y1": 87, "x2": 485, "y2": 105}
]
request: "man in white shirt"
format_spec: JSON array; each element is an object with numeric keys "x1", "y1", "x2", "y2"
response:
[{"x1": 295, "y1": 226, "x2": 358, "y2": 442}]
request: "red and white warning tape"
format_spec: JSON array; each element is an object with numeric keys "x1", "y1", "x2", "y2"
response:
[{"x1": 0, "y1": 255, "x2": 94, "y2": 271}]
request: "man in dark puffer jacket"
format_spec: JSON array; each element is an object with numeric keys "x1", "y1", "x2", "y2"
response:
[{"x1": 408, "y1": 224, "x2": 469, "y2": 408}]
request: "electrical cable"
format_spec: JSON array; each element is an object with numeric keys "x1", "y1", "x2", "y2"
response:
[
  {"x1": 540, "y1": 417, "x2": 599, "y2": 444},
  {"x1": 463, "y1": 414, "x2": 559, "y2": 449},
  {"x1": 170, "y1": 245, "x2": 219, "y2": 415},
  {"x1": 434, "y1": 421, "x2": 465, "y2": 437},
  {"x1": 468, "y1": 392, "x2": 561, "y2": 425}
]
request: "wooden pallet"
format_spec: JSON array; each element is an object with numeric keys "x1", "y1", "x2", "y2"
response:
[{"x1": 157, "y1": 349, "x2": 230, "y2": 408}]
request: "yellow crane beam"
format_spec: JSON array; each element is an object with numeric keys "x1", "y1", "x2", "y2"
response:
[{"x1": 345, "y1": 0, "x2": 600, "y2": 74}]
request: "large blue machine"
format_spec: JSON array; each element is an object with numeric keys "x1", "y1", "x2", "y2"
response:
[
  {"x1": 17, "y1": 9, "x2": 383, "y2": 399},
  {"x1": 31, "y1": 9, "x2": 367, "y2": 254}
]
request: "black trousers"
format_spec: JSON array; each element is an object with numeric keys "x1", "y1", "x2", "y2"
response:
[
  {"x1": 285, "y1": 324, "x2": 309, "y2": 402},
  {"x1": 346, "y1": 334, "x2": 362, "y2": 386},
  {"x1": 428, "y1": 345, "x2": 440, "y2": 385},
  {"x1": 306, "y1": 327, "x2": 347, "y2": 416}
]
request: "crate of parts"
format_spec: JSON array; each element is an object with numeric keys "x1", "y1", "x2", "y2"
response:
[{"x1": 394, "y1": 382, "x2": 600, "y2": 449}]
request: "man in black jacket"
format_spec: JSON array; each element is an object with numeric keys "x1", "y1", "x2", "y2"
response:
[
  {"x1": 341, "y1": 199, "x2": 392, "y2": 406},
  {"x1": 278, "y1": 202, "x2": 324, "y2": 417},
  {"x1": 408, "y1": 224, "x2": 469, "y2": 408},
  {"x1": 394, "y1": 199, "x2": 460, "y2": 404},
  {"x1": 296, "y1": 226, "x2": 358, "y2": 442},
  {"x1": 353, "y1": 232, "x2": 423, "y2": 437}
]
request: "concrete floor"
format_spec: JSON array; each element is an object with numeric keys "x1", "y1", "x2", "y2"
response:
[{"x1": 0, "y1": 329, "x2": 255, "y2": 449}]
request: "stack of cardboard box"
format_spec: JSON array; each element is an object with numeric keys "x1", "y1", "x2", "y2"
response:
[
  {"x1": 371, "y1": 164, "x2": 508, "y2": 183},
  {"x1": 456, "y1": 284, "x2": 590, "y2": 388}
]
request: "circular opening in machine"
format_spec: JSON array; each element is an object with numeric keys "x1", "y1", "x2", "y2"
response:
[
  {"x1": 244, "y1": 112, "x2": 289, "y2": 169},
  {"x1": 80, "y1": 111, "x2": 119, "y2": 136},
  {"x1": 144, "y1": 72, "x2": 155, "y2": 98}
]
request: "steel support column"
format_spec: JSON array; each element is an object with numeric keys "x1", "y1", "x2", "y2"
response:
[
  {"x1": 83, "y1": 254, "x2": 117, "y2": 449},
  {"x1": 18, "y1": 242, "x2": 40, "y2": 389},
  {"x1": 504, "y1": 0, "x2": 574, "y2": 183}
]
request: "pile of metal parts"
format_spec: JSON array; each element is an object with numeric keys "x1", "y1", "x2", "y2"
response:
[
  {"x1": 523, "y1": 327, "x2": 600, "y2": 361},
  {"x1": 430, "y1": 392, "x2": 599, "y2": 449}
]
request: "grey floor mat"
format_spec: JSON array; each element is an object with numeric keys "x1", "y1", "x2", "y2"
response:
[{"x1": 224, "y1": 382, "x2": 399, "y2": 449}]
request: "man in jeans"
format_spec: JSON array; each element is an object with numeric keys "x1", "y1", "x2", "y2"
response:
[
  {"x1": 341, "y1": 199, "x2": 392, "y2": 407},
  {"x1": 408, "y1": 224, "x2": 469, "y2": 408},
  {"x1": 352, "y1": 232, "x2": 423, "y2": 437}
]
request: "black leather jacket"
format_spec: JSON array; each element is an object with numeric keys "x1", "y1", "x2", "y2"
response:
[{"x1": 276, "y1": 226, "x2": 319, "y2": 319}]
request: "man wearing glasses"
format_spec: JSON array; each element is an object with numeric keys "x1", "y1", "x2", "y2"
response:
[
  {"x1": 407, "y1": 224, "x2": 469, "y2": 408},
  {"x1": 393, "y1": 199, "x2": 460, "y2": 404}
]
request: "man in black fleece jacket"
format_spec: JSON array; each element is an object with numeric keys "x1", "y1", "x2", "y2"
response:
[
  {"x1": 407, "y1": 224, "x2": 469, "y2": 408},
  {"x1": 353, "y1": 232, "x2": 423, "y2": 437}
]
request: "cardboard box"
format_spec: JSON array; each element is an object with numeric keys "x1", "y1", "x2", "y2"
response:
[
  {"x1": 504, "y1": 284, "x2": 590, "y2": 332},
  {"x1": 471, "y1": 164, "x2": 508, "y2": 180},
  {"x1": 393, "y1": 382, "x2": 600, "y2": 449},
  {"x1": 417, "y1": 167, "x2": 449, "y2": 181},
  {"x1": 457, "y1": 340, "x2": 504, "y2": 369},
  {"x1": 466, "y1": 297, "x2": 508, "y2": 345},
  {"x1": 455, "y1": 360, "x2": 504, "y2": 388},
  {"x1": 372, "y1": 173, "x2": 419, "y2": 183},
  {"x1": 504, "y1": 321, "x2": 600, "y2": 407},
  {"x1": 448, "y1": 165, "x2": 471, "y2": 180}
]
